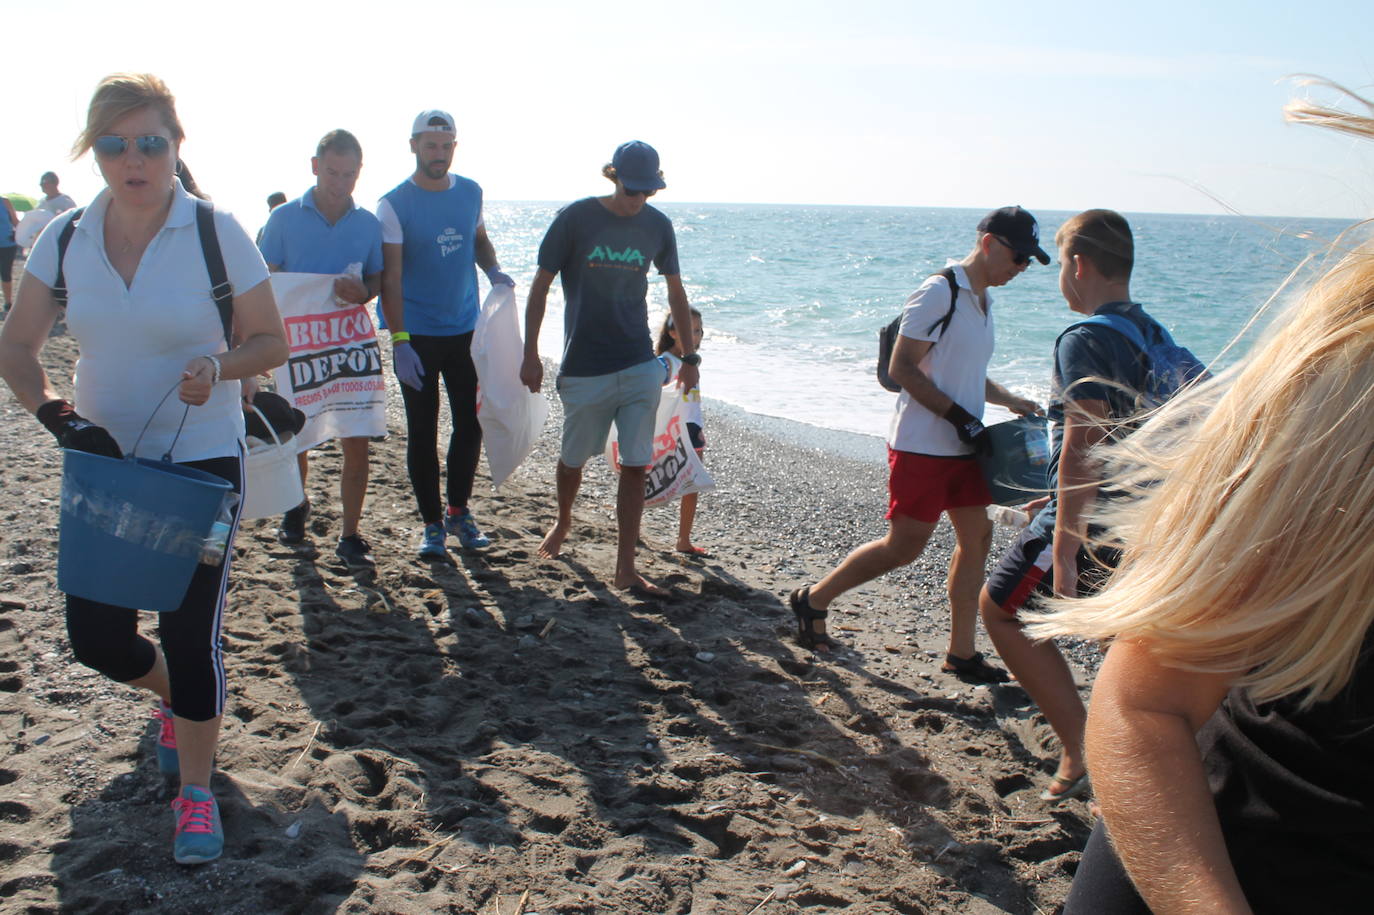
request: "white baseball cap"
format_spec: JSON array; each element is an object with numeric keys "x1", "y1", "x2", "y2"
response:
[{"x1": 412, "y1": 110, "x2": 456, "y2": 135}]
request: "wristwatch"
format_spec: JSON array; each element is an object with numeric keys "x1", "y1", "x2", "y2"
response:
[{"x1": 681, "y1": 352, "x2": 702, "y2": 367}]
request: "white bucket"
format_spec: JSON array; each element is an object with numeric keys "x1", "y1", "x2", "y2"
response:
[{"x1": 241, "y1": 406, "x2": 305, "y2": 520}]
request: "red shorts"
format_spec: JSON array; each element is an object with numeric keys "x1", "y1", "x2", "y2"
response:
[{"x1": 886, "y1": 448, "x2": 991, "y2": 523}]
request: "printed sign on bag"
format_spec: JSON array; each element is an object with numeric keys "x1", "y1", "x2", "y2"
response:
[
  {"x1": 606, "y1": 387, "x2": 715, "y2": 507},
  {"x1": 269, "y1": 273, "x2": 387, "y2": 451}
]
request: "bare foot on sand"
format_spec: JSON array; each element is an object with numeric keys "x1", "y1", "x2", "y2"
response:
[
  {"x1": 615, "y1": 572, "x2": 668, "y2": 597},
  {"x1": 538, "y1": 523, "x2": 570, "y2": 559}
]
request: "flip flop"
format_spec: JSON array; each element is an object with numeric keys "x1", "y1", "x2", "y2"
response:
[
  {"x1": 676, "y1": 545, "x2": 709, "y2": 556},
  {"x1": 1040, "y1": 772, "x2": 1090, "y2": 804}
]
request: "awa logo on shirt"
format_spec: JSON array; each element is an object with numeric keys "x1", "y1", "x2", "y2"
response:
[
  {"x1": 587, "y1": 245, "x2": 645, "y2": 268},
  {"x1": 437, "y1": 227, "x2": 465, "y2": 257}
]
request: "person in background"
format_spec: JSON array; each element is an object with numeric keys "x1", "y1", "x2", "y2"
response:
[
  {"x1": 256, "y1": 190, "x2": 287, "y2": 246},
  {"x1": 0, "y1": 73, "x2": 287, "y2": 866},
  {"x1": 258, "y1": 129, "x2": 383, "y2": 568},
  {"x1": 38, "y1": 171, "x2": 77, "y2": 215},
  {"x1": 378, "y1": 109, "x2": 513, "y2": 559},
  {"x1": 788, "y1": 207, "x2": 1043, "y2": 661},
  {"x1": 654, "y1": 307, "x2": 708, "y2": 555},
  {"x1": 1034, "y1": 84, "x2": 1374, "y2": 915},
  {"x1": 521, "y1": 140, "x2": 699, "y2": 595},
  {"x1": 0, "y1": 195, "x2": 17, "y2": 311}
]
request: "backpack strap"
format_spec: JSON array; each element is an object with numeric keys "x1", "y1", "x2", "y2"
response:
[
  {"x1": 1068, "y1": 312, "x2": 1149, "y2": 352},
  {"x1": 923, "y1": 267, "x2": 961, "y2": 339},
  {"x1": 194, "y1": 198, "x2": 234, "y2": 347},
  {"x1": 52, "y1": 207, "x2": 87, "y2": 308}
]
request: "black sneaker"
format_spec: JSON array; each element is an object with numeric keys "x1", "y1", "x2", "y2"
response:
[
  {"x1": 334, "y1": 535, "x2": 375, "y2": 569},
  {"x1": 277, "y1": 499, "x2": 310, "y2": 544}
]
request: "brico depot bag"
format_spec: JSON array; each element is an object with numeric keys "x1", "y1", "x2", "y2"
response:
[{"x1": 605, "y1": 386, "x2": 715, "y2": 507}]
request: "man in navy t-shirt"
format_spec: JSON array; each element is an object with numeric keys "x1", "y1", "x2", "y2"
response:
[
  {"x1": 378, "y1": 110, "x2": 513, "y2": 560},
  {"x1": 981, "y1": 208, "x2": 1154, "y2": 805},
  {"x1": 258, "y1": 128, "x2": 383, "y2": 568},
  {"x1": 521, "y1": 141, "x2": 699, "y2": 595}
]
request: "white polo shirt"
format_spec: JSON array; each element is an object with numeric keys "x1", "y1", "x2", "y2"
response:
[
  {"x1": 26, "y1": 180, "x2": 270, "y2": 461},
  {"x1": 886, "y1": 263, "x2": 995, "y2": 457}
]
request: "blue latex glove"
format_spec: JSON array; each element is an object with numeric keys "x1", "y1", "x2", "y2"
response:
[
  {"x1": 485, "y1": 267, "x2": 515, "y2": 288},
  {"x1": 393, "y1": 341, "x2": 425, "y2": 391}
]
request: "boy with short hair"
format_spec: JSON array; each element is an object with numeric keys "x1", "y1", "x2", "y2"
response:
[{"x1": 979, "y1": 208, "x2": 1158, "y2": 803}]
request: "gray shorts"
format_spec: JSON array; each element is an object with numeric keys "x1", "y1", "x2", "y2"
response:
[{"x1": 557, "y1": 359, "x2": 662, "y2": 468}]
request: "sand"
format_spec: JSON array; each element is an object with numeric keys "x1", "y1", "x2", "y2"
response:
[{"x1": 0, "y1": 258, "x2": 1097, "y2": 914}]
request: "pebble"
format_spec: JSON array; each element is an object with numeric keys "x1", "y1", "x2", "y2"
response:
[
  {"x1": 773, "y1": 882, "x2": 801, "y2": 900},
  {"x1": 694, "y1": 651, "x2": 715, "y2": 663},
  {"x1": 285, "y1": 820, "x2": 302, "y2": 839},
  {"x1": 518, "y1": 635, "x2": 541, "y2": 650}
]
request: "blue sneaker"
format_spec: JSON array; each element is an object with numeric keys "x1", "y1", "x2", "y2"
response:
[
  {"x1": 418, "y1": 522, "x2": 447, "y2": 559},
  {"x1": 444, "y1": 507, "x2": 490, "y2": 549},
  {"x1": 155, "y1": 701, "x2": 179, "y2": 776},
  {"x1": 171, "y1": 785, "x2": 223, "y2": 864}
]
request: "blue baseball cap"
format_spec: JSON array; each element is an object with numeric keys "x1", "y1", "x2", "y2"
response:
[{"x1": 612, "y1": 140, "x2": 667, "y2": 192}]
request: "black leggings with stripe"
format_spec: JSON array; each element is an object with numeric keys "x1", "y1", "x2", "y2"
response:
[{"x1": 64, "y1": 454, "x2": 241, "y2": 722}]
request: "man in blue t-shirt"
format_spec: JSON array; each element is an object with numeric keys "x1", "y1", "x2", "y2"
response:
[
  {"x1": 520, "y1": 141, "x2": 699, "y2": 595},
  {"x1": 377, "y1": 110, "x2": 513, "y2": 560},
  {"x1": 980, "y1": 208, "x2": 1155, "y2": 805},
  {"x1": 258, "y1": 129, "x2": 384, "y2": 568}
]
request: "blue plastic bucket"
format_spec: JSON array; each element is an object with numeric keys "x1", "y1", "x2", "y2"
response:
[
  {"x1": 57, "y1": 450, "x2": 233, "y2": 612},
  {"x1": 977, "y1": 416, "x2": 1053, "y2": 506}
]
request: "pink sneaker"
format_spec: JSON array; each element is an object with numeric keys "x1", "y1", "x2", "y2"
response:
[{"x1": 154, "y1": 701, "x2": 179, "y2": 776}]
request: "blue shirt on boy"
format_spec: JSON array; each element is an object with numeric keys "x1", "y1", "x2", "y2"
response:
[
  {"x1": 1028, "y1": 301, "x2": 1152, "y2": 538},
  {"x1": 377, "y1": 175, "x2": 482, "y2": 336},
  {"x1": 537, "y1": 196, "x2": 680, "y2": 377},
  {"x1": 257, "y1": 188, "x2": 383, "y2": 275}
]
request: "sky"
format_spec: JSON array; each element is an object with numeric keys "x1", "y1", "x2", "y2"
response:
[{"x1": 8, "y1": 0, "x2": 1374, "y2": 225}]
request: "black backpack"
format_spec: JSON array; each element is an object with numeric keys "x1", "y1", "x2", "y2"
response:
[
  {"x1": 52, "y1": 198, "x2": 235, "y2": 344},
  {"x1": 876, "y1": 267, "x2": 959, "y2": 393}
]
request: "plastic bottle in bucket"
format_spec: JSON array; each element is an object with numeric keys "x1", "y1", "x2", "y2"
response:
[{"x1": 58, "y1": 450, "x2": 234, "y2": 612}]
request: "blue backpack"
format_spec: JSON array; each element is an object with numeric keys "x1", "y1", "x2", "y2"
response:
[{"x1": 1068, "y1": 310, "x2": 1209, "y2": 408}]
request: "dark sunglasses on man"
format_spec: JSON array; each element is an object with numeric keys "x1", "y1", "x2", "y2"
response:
[
  {"x1": 621, "y1": 186, "x2": 656, "y2": 198},
  {"x1": 93, "y1": 135, "x2": 171, "y2": 159},
  {"x1": 992, "y1": 235, "x2": 1031, "y2": 267}
]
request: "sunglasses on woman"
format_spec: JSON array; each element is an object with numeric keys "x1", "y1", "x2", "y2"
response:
[{"x1": 93, "y1": 135, "x2": 171, "y2": 159}]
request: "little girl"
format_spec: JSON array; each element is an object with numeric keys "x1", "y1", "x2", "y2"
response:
[{"x1": 655, "y1": 308, "x2": 706, "y2": 554}]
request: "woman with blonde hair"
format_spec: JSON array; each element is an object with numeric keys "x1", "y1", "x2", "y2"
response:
[
  {"x1": 0, "y1": 73, "x2": 286, "y2": 865},
  {"x1": 1035, "y1": 86, "x2": 1374, "y2": 914}
]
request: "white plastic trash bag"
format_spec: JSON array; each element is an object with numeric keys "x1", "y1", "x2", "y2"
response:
[
  {"x1": 604, "y1": 385, "x2": 715, "y2": 507},
  {"x1": 472, "y1": 284, "x2": 548, "y2": 489}
]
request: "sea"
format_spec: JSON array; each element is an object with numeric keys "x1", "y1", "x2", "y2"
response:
[{"x1": 485, "y1": 202, "x2": 1364, "y2": 458}]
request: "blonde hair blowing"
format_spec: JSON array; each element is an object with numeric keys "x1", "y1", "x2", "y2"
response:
[
  {"x1": 72, "y1": 73, "x2": 184, "y2": 159},
  {"x1": 1026, "y1": 244, "x2": 1374, "y2": 707}
]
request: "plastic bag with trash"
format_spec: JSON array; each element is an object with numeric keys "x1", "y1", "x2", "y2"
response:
[{"x1": 472, "y1": 284, "x2": 548, "y2": 489}]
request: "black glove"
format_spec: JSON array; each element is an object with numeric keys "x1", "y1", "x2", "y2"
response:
[
  {"x1": 943, "y1": 403, "x2": 991, "y2": 455},
  {"x1": 36, "y1": 399, "x2": 124, "y2": 458}
]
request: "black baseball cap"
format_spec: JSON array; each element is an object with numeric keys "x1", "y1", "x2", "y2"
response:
[
  {"x1": 977, "y1": 206, "x2": 1050, "y2": 265},
  {"x1": 244, "y1": 391, "x2": 306, "y2": 440}
]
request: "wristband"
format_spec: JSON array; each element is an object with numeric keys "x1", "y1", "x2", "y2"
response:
[
  {"x1": 204, "y1": 354, "x2": 222, "y2": 385},
  {"x1": 391, "y1": 331, "x2": 412, "y2": 344}
]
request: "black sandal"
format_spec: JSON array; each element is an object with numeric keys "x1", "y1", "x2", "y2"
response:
[
  {"x1": 941, "y1": 651, "x2": 1010, "y2": 684},
  {"x1": 789, "y1": 587, "x2": 836, "y2": 652}
]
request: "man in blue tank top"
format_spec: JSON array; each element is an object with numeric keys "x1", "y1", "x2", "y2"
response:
[
  {"x1": 377, "y1": 110, "x2": 513, "y2": 559},
  {"x1": 520, "y1": 141, "x2": 700, "y2": 595}
]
